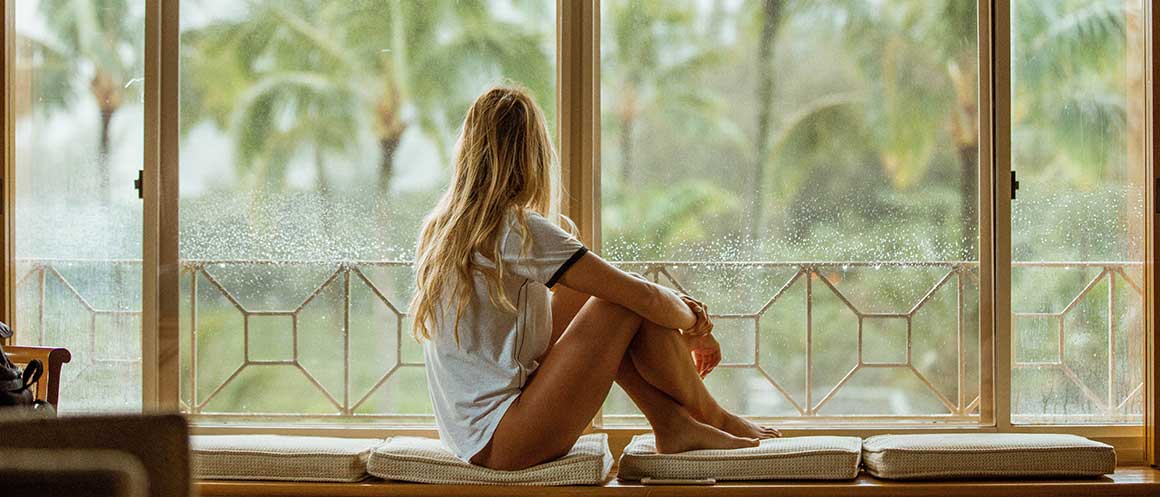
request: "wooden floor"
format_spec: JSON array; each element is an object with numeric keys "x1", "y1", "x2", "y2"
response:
[{"x1": 198, "y1": 466, "x2": 1160, "y2": 497}]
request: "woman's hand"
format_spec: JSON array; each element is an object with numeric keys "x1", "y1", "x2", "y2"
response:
[
  {"x1": 679, "y1": 295, "x2": 713, "y2": 337},
  {"x1": 684, "y1": 333, "x2": 721, "y2": 378}
]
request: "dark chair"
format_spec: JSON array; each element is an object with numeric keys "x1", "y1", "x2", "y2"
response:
[
  {"x1": 4, "y1": 345, "x2": 71, "y2": 407},
  {"x1": 0, "y1": 414, "x2": 193, "y2": 497}
]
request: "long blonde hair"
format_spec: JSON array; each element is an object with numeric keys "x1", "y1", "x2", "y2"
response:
[{"x1": 410, "y1": 85, "x2": 566, "y2": 342}]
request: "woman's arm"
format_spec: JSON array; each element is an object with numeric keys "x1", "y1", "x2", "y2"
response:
[{"x1": 556, "y1": 252, "x2": 697, "y2": 331}]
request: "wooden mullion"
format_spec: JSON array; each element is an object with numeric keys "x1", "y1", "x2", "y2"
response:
[
  {"x1": 557, "y1": 0, "x2": 600, "y2": 251},
  {"x1": 976, "y1": 0, "x2": 995, "y2": 428},
  {"x1": 989, "y1": 0, "x2": 1013, "y2": 431},
  {"x1": 1, "y1": 0, "x2": 14, "y2": 337},
  {"x1": 1148, "y1": 0, "x2": 1160, "y2": 470},
  {"x1": 143, "y1": 0, "x2": 181, "y2": 412}
]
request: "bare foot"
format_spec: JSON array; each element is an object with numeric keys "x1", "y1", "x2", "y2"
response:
[
  {"x1": 654, "y1": 412, "x2": 759, "y2": 454},
  {"x1": 698, "y1": 407, "x2": 781, "y2": 440},
  {"x1": 717, "y1": 411, "x2": 781, "y2": 440}
]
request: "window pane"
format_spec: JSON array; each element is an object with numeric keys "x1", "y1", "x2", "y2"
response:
[
  {"x1": 178, "y1": 0, "x2": 556, "y2": 422},
  {"x1": 1010, "y1": 0, "x2": 1146, "y2": 424},
  {"x1": 12, "y1": 0, "x2": 145, "y2": 412},
  {"x1": 600, "y1": 1, "x2": 980, "y2": 423}
]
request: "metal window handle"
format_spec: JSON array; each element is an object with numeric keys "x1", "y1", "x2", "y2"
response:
[
  {"x1": 1011, "y1": 171, "x2": 1019, "y2": 200},
  {"x1": 134, "y1": 170, "x2": 144, "y2": 199}
]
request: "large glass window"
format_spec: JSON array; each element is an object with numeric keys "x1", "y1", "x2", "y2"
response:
[
  {"x1": 1010, "y1": 0, "x2": 1147, "y2": 424},
  {"x1": 12, "y1": 0, "x2": 145, "y2": 413},
  {"x1": 600, "y1": 0, "x2": 981, "y2": 423},
  {"x1": 177, "y1": 0, "x2": 556, "y2": 421},
  {"x1": 1, "y1": 0, "x2": 1151, "y2": 432}
]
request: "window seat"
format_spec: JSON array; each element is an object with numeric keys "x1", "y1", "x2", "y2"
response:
[{"x1": 197, "y1": 467, "x2": 1160, "y2": 497}]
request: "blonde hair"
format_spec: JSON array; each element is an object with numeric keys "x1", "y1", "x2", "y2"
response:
[{"x1": 410, "y1": 85, "x2": 567, "y2": 342}]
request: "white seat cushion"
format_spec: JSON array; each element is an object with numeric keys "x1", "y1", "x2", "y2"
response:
[
  {"x1": 367, "y1": 433, "x2": 612, "y2": 485},
  {"x1": 191, "y1": 435, "x2": 379, "y2": 482},
  {"x1": 617, "y1": 435, "x2": 862, "y2": 481},
  {"x1": 862, "y1": 433, "x2": 1116, "y2": 480}
]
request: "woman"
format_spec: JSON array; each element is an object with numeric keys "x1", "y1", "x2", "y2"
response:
[{"x1": 411, "y1": 85, "x2": 780, "y2": 471}]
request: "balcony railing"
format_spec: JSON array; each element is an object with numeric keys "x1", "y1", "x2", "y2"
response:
[{"x1": 13, "y1": 258, "x2": 1145, "y2": 424}]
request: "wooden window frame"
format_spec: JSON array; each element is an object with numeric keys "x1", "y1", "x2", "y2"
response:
[{"x1": 0, "y1": 0, "x2": 1156, "y2": 467}]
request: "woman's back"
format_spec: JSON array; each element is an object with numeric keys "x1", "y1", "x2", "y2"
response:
[{"x1": 423, "y1": 209, "x2": 586, "y2": 460}]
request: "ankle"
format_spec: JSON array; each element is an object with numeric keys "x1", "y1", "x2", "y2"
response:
[
  {"x1": 651, "y1": 406, "x2": 695, "y2": 433},
  {"x1": 697, "y1": 403, "x2": 728, "y2": 427}
]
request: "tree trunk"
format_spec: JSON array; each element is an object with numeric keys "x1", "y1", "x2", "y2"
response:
[
  {"x1": 947, "y1": 53, "x2": 978, "y2": 260},
  {"x1": 620, "y1": 114, "x2": 635, "y2": 189},
  {"x1": 749, "y1": 0, "x2": 784, "y2": 238},
  {"x1": 99, "y1": 108, "x2": 114, "y2": 203},
  {"x1": 958, "y1": 144, "x2": 978, "y2": 260},
  {"x1": 315, "y1": 146, "x2": 337, "y2": 241},
  {"x1": 379, "y1": 136, "x2": 401, "y2": 192},
  {"x1": 375, "y1": 69, "x2": 405, "y2": 193},
  {"x1": 91, "y1": 70, "x2": 122, "y2": 204},
  {"x1": 314, "y1": 146, "x2": 330, "y2": 193}
]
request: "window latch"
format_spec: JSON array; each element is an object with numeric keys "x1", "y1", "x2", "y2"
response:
[
  {"x1": 1155, "y1": 178, "x2": 1160, "y2": 214},
  {"x1": 1010, "y1": 171, "x2": 1019, "y2": 200},
  {"x1": 134, "y1": 170, "x2": 144, "y2": 200}
]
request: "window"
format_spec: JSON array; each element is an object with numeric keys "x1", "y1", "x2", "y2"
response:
[
  {"x1": 1010, "y1": 0, "x2": 1146, "y2": 424},
  {"x1": 177, "y1": 0, "x2": 556, "y2": 422},
  {"x1": 0, "y1": 0, "x2": 1155, "y2": 451},
  {"x1": 601, "y1": 0, "x2": 980, "y2": 423},
  {"x1": 11, "y1": 0, "x2": 146, "y2": 413}
]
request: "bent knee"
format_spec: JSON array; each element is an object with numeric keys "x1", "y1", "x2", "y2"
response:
[{"x1": 584, "y1": 298, "x2": 642, "y2": 327}]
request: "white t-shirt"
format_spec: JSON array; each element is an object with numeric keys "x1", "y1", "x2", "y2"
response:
[{"x1": 423, "y1": 209, "x2": 588, "y2": 461}]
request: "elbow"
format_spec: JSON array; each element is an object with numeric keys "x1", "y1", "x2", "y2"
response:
[{"x1": 636, "y1": 284, "x2": 687, "y2": 330}]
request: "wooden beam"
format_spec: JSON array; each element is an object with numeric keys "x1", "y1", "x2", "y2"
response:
[
  {"x1": 197, "y1": 467, "x2": 1160, "y2": 497},
  {"x1": 142, "y1": 0, "x2": 181, "y2": 412},
  {"x1": 1, "y1": 0, "x2": 14, "y2": 335},
  {"x1": 1148, "y1": 0, "x2": 1160, "y2": 470},
  {"x1": 989, "y1": 0, "x2": 1013, "y2": 432},
  {"x1": 977, "y1": 0, "x2": 995, "y2": 428},
  {"x1": 556, "y1": 0, "x2": 600, "y2": 251}
]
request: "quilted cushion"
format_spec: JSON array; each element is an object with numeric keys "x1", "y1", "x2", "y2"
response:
[
  {"x1": 367, "y1": 433, "x2": 612, "y2": 485},
  {"x1": 192, "y1": 435, "x2": 379, "y2": 482},
  {"x1": 862, "y1": 433, "x2": 1116, "y2": 480},
  {"x1": 617, "y1": 435, "x2": 862, "y2": 481}
]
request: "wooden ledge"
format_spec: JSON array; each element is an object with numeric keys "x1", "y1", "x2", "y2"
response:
[{"x1": 198, "y1": 467, "x2": 1160, "y2": 497}]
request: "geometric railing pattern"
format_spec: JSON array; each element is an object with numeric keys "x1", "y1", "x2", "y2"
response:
[
  {"x1": 181, "y1": 260, "x2": 413, "y2": 417},
  {"x1": 617, "y1": 261, "x2": 981, "y2": 418},
  {"x1": 1010, "y1": 262, "x2": 1145, "y2": 420},
  {"x1": 13, "y1": 258, "x2": 1145, "y2": 423},
  {"x1": 14, "y1": 259, "x2": 142, "y2": 397},
  {"x1": 15, "y1": 259, "x2": 140, "y2": 353}
]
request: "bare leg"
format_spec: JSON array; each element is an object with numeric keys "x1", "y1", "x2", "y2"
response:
[
  {"x1": 472, "y1": 298, "x2": 755, "y2": 471},
  {"x1": 614, "y1": 355, "x2": 756, "y2": 454},
  {"x1": 553, "y1": 287, "x2": 777, "y2": 440},
  {"x1": 630, "y1": 321, "x2": 781, "y2": 439}
]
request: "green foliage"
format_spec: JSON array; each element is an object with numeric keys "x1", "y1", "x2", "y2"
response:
[
  {"x1": 20, "y1": 0, "x2": 1145, "y2": 421},
  {"x1": 604, "y1": 180, "x2": 738, "y2": 260},
  {"x1": 181, "y1": 0, "x2": 555, "y2": 190},
  {"x1": 39, "y1": 0, "x2": 138, "y2": 81}
]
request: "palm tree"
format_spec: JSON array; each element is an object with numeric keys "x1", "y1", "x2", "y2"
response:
[
  {"x1": 750, "y1": 0, "x2": 986, "y2": 258},
  {"x1": 840, "y1": 0, "x2": 979, "y2": 257},
  {"x1": 37, "y1": 0, "x2": 141, "y2": 202},
  {"x1": 748, "y1": 0, "x2": 785, "y2": 237},
  {"x1": 182, "y1": 0, "x2": 552, "y2": 193},
  {"x1": 827, "y1": 0, "x2": 1125, "y2": 259},
  {"x1": 602, "y1": 0, "x2": 740, "y2": 192},
  {"x1": 1012, "y1": 0, "x2": 1129, "y2": 180}
]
